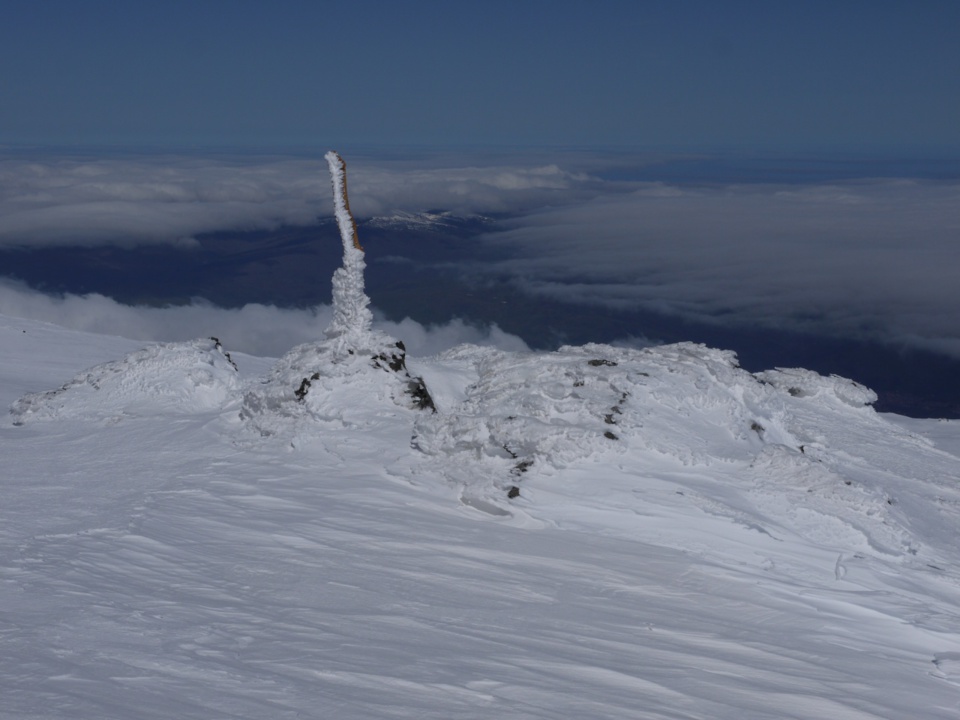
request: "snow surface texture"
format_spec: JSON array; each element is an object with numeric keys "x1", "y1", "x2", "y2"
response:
[
  {"x1": 239, "y1": 331, "x2": 433, "y2": 443},
  {"x1": 3, "y1": 310, "x2": 960, "y2": 719},
  {"x1": 10, "y1": 337, "x2": 241, "y2": 424}
]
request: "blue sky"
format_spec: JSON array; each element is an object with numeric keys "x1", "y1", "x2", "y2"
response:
[{"x1": 2, "y1": 0, "x2": 958, "y2": 151}]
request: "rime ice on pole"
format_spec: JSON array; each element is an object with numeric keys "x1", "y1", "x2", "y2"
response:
[
  {"x1": 236, "y1": 152, "x2": 434, "y2": 436},
  {"x1": 324, "y1": 151, "x2": 373, "y2": 341}
]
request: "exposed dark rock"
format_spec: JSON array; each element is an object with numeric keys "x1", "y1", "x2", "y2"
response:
[
  {"x1": 210, "y1": 336, "x2": 239, "y2": 371},
  {"x1": 512, "y1": 459, "x2": 534, "y2": 476},
  {"x1": 372, "y1": 351, "x2": 406, "y2": 373},
  {"x1": 507, "y1": 486, "x2": 521, "y2": 499},
  {"x1": 295, "y1": 372, "x2": 321, "y2": 402},
  {"x1": 588, "y1": 358, "x2": 618, "y2": 367},
  {"x1": 407, "y1": 377, "x2": 436, "y2": 412}
]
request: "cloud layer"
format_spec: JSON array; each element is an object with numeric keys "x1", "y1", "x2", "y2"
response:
[
  {"x1": 0, "y1": 153, "x2": 598, "y2": 248},
  {"x1": 478, "y1": 179, "x2": 960, "y2": 355},
  {"x1": 1, "y1": 150, "x2": 958, "y2": 358},
  {"x1": 0, "y1": 280, "x2": 528, "y2": 358}
]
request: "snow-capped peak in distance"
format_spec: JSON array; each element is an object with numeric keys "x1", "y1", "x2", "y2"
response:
[{"x1": 3, "y1": 155, "x2": 960, "y2": 718}]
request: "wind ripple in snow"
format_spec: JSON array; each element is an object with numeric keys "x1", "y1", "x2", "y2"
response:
[{"x1": 5, "y1": 316, "x2": 960, "y2": 718}]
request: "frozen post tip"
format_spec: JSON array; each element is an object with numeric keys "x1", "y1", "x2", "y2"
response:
[{"x1": 325, "y1": 150, "x2": 363, "y2": 252}]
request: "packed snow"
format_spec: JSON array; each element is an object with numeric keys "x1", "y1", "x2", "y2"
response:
[{"x1": 2, "y1": 310, "x2": 960, "y2": 719}]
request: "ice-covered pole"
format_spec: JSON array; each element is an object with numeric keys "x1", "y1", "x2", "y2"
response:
[
  {"x1": 324, "y1": 151, "x2": 372, "y2": 339},
  {"x1": 326, "y1": 150, "x2": 363, "y2": 252}
]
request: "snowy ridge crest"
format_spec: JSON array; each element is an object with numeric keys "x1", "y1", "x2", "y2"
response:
[
  {"x1": 407, "y1": 340, "x2": 938, "y2": 560},
  {"x1": 414, "y1": 341, "x2": 808, "y2": 478},
  {"x1": 10, "y1": 337, "x2": 240, "y2": 424},
  {"x1": 8, "y1": 323, "x2": 959, "y2": 569},
  {"x1": 756, "y1": 367, "x2": 878, "y2": 407},
  {"x1": 239, "y1": 331, "x2": 434, "y2": 439}
]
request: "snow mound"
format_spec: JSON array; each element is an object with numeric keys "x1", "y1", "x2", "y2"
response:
[
  {"x1": 756, "y1": 366, "x2": 878, "y2": 407},
  {"x1": 10, "y1": 338, "x2": 241, "y2": 424},
  {"x1": 414, "y1": 343, "x2": 637, "y2": 472},
  {"x1": 409, "y1": 341, "x2": 935, "y2": 560},
  {"x1": 745, "y1": 443, "x2": 907, "y2": 555},
  {"x1": 240, "y1": 330, "x2": 434, "y2": 439},
  {"x1": 414, "y1": 341, "x2": 795, "y2": 482}
]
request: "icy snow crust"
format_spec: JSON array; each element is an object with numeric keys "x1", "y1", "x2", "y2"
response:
[{"x1": 4, "y1": 319, "x2": 960, "y2": 718}]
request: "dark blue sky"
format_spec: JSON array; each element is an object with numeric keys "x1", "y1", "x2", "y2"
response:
[{"x1": 2, "y1": 0, "x2": 958, "y2": 151}]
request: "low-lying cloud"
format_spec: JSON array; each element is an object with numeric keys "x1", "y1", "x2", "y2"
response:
[
  {"x1": 0, "y1": 156, "x2": 325, "y2": 247},
  {"x1": 1, "y1": 150, "x2": 958, "y2": 359},
  {"x1": 478, "y1": 179, "x2": 960, "y2": 356},
  {"x1": 0, "y1": 153, "x2": 598, "y2": 248},
  {"x1": 0, "y1": 280, "x2": 528, "y2": 358}
]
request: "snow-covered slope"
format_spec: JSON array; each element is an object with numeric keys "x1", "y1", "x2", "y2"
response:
[
  {"x1": 410, "y1": 341, "x2": 958, "y2": 568},
  {"x1": 2, "y1": 313, "x2": 959, "y2": 719},
  {"x1": 11, "y1": 337, "x2": 242, "y2": 424}
]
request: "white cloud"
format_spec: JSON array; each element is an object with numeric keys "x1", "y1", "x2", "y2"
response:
[
  {"x1": 0, "y1": 279, "x2": 527, "y2": 358},
  {"x1": 374, "y1": 315, "x2": 529, "y2": 356},
  {"x1": 0, "y1": 156, "x2": 328, "y2": 247},
  {"x1": 345, "y1": 161, "x2": 599, "y2": 217},
  {"x1": 1, "y1": 150, "x2": 958, "y2": 359},
  {"x1": 0, "y1": 153, "x2": 600, "y2": 248},
  {"x1": 479, "y1": 179, "x2": 960, "y2": 354}
]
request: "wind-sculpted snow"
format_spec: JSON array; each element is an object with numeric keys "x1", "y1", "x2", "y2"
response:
[
  {"x1": 5, "y1": 319, "x2": 960, "y2": 718},
  {"x1": 240, "y1": 330, "x2": 432, "y2": 441},
  {"x1": 9, "y1": 331, "x2": 954, "y2": 571},
  {"x1": 10, "y1": 337, "x2": 240, "y2": 424},
  {"x1": 413, "y1": 341, "x2": 810, "y2": 483},
  {"x1": 756, "y1": 366, "x2": 878, "y2": 407},
  {"x1": 411, "y1": 341, "x2": 960, "y2": 570}
]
